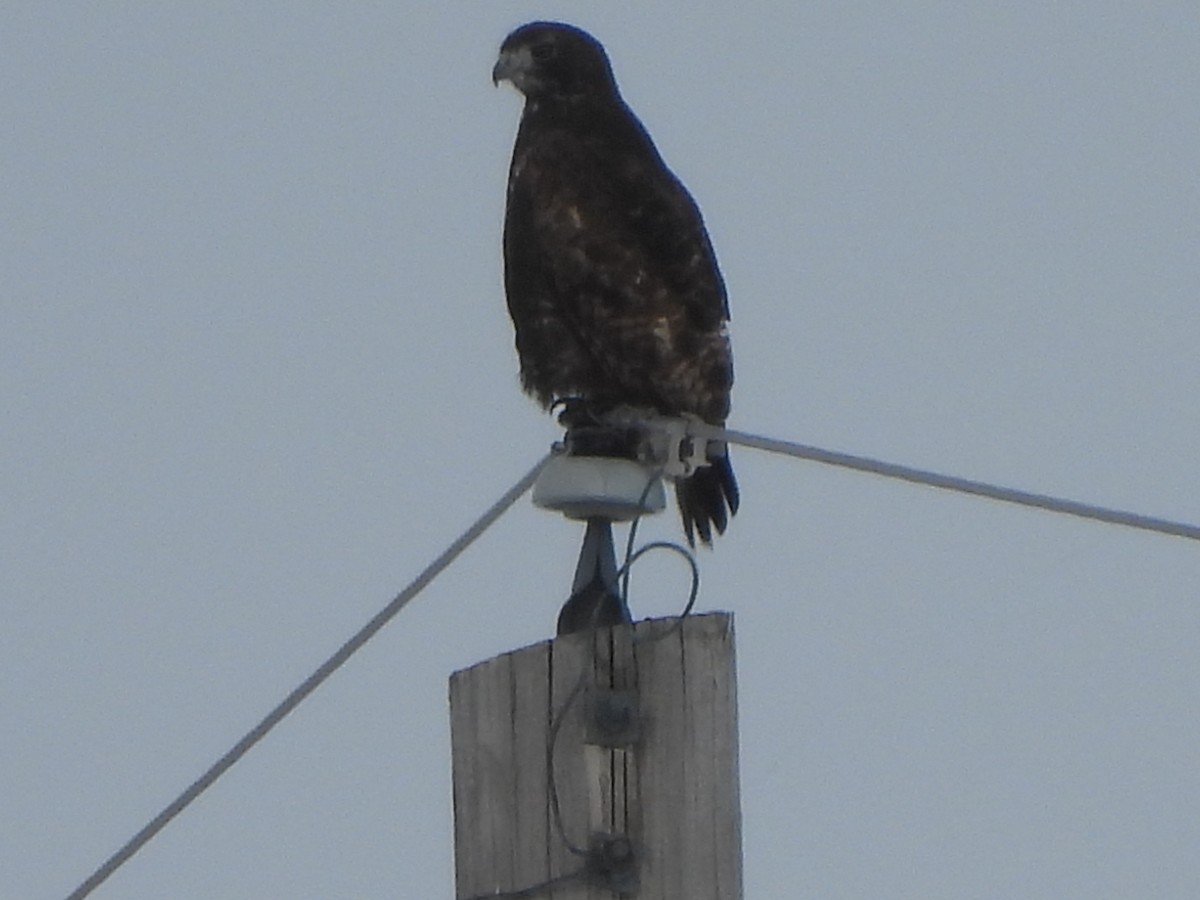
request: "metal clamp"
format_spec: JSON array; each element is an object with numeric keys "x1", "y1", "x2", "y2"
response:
[
  {"x1": 586, "y1": 688, "x2": 640, "y2": 747},
  {"x1": 585, "y1": 832, "x2": 638, "y2": 896}
]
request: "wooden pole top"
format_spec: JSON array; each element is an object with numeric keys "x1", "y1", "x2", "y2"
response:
[{"x1": 450, "y1": 613, "x2": 743, "y2": 899}]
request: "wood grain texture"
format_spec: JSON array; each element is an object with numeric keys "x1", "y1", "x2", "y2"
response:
[{"x1": 450, "y1": 613, "x2": 741, "y2": 899}]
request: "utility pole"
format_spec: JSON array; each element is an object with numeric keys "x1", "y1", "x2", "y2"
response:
[
  {"x1": 449, "y1": 424, "x2": 743, "y2": 899},
  {"x1": 450, "y1": 614, "x2": 742, "y2": 899}
]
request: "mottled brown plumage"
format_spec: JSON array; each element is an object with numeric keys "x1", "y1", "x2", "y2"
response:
[{"x1": 494, "y1": 22, "x2": 738, "y2": 545}]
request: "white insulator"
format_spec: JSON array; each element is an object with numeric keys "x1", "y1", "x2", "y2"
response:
[{"x1": 532, "y1": 455, "x2": 666, "y2": 521}]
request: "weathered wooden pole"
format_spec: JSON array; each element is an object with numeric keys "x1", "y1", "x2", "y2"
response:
[{"x1": 449, "y1": 612, "x2": 742, "y2": 899}]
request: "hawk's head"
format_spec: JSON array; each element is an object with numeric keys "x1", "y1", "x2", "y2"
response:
[{"x1": 492, "y1": 22, "x2": 617, "y2": 102}]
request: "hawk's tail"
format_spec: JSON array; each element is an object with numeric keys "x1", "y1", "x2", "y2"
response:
[{"x1": 676, "y1": 450, "x2": 739, "y2": 547}]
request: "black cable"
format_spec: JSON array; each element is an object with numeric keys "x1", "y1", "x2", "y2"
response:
[
  {"x1": 619, "y1": 465, "x2": 664, "y2": 612},
  {"x1": 546, "y1": 661, "x2": 591, "y2": 859},
  {"x1": 621, "y1": 541, "x2": 700, "y2": 646},
  {"x1": 461, "y1": 868, "x2": 585, "y2": 900}
]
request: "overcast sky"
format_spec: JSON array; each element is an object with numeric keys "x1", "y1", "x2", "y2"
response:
[{"x1": 3, "y1": 4, "x2": 1199, "y2": 898}]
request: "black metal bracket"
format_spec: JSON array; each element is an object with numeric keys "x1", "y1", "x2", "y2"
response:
[
  {"x1": 586, "y1": 688, "x2": 640, "y2": 747},
  {"x1": 585, "y1": 832, "x2": 639, "y2": 896},
  {"x1": 557, "y1": 517, "x2": 630, "y2": 635}
]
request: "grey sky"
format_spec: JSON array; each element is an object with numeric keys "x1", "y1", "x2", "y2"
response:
[{"x1": 3, "y1": 4, "x2": 1198, "y2": 898}]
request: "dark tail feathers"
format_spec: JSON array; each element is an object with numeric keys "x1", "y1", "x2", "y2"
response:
[{"x1": 675, "y1": 451, "x2": 739, "y2": 547}]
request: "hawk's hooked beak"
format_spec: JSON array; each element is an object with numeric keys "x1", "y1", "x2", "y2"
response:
[
  {"x1": 491, "y1": 54, "x2": 512, "y2": 86},
  {"x1": 492, "y1": 47, "x2": 530, "y2": 89}
]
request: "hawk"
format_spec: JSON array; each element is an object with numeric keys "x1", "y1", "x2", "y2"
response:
[{"x1": 493, "y1": 21, "x2": 738, "y2": 545}]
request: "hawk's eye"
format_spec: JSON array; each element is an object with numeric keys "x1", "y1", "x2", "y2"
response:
[{"x1": 531, "y1": 42, "x2": 555, "y2": 61}]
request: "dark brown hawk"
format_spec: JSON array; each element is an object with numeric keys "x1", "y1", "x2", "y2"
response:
[{"x1": 493, "y1": 21, "x2": 738, "y2": 545}]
